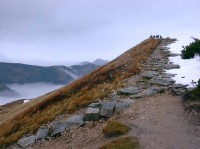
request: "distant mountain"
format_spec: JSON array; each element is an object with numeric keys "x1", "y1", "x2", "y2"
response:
[
  {"x1": 79, "y1": 61, "x2": 91, "y2": 65},
  {"x1": 93, "y1": 59, "x2": 109, "y2": 66},
  {"x1": 0, "y1": 62, "x2": 99, "y2": 85}
]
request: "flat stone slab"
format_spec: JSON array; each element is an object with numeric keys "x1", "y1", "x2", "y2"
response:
[
  {"x1": 115, "y1": 99, "x2": 134, "y2": 110},
  {"x1": 66, "y1": 115, "x2": 84, "y2": 129},
  {"x1": 150, "y1": 78, "x2": 175, "y2": 86},
  {"x1": 160, "y1": 47, "x2": 170, "y2": 50},
  {"x1": 36, "y1": 126, "x2": 49, "y2": 140},
  {"x1": 83, "y1": 108, "x2": 100, "y2": 121},
  {"x1": 164, "y1": 64, "x2": 180, "y2": 70},
  {"x1": 150, "y1": 86, "x2": 167, "y2": 93},
  {"x1": 118, "y1": 87, "x2": 139, "y2": 95},
  {"x1": 130, "y1": 94, "x2": 143, "y2": 99},
  {"x1": 170, "y1": 53, "x2": 180, "y2": 57},
  {"x1": 88, "y1": 102, "x2": 102, "y2": 108},
  {"x1": 100, "y1": 102, "x2": 116, "y2": 118},
  {"x1": 142, "y1": 88, "x2": 157, "y2": 96},
  {"x1": 141, "y1": 71, "x2": 159, "y2": 79},
  {"x1": 18, "y1": 135, "x2": 37, "y2": 148},
  {"x1": 50, "y1": 122, "x2": 67, "y2": 137},
  {"x1": 160, "y1": 73, "x2": 176, "y2": 78}
]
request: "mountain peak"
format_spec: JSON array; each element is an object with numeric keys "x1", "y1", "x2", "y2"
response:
[{"x1": 93, "y1": 59, "x2": 109, "y2": 66}]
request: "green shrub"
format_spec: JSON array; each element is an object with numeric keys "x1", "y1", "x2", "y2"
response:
[
  {"x1": 102, "y1": 120, "x2": 130, "y2": 137},
  {"x1": 183, "y1": 79, "x2": 200, "y2": 101},
  {"x1": 181, "y1": 40, "x2": 200, "y2": 59},
  {"x1": 99, "y1": 137, "x2": 139, "y2": 149}
]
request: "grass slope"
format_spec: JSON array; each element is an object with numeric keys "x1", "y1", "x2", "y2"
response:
[{"x1": 0, "y1": 38, "x2": 160, "y2": 147}]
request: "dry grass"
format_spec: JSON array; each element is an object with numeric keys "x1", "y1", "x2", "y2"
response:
[
  {"x1": 99, "y1": 137, "x2": 139, "y2": 149},
  {"x1": 0, "y1": 38, "x2": 161, "y2": 147},
  {"x1": 102, "y1": 120, "x2": 130, "y2": 137}
]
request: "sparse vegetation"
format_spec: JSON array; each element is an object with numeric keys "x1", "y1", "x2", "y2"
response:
[
  {"x1": 102, "y1": 120, "x2": 130, "y2": 137},
  {"x1": 181, "y1": 40, "x2": 200, "y2": 59},
  {"x1": 183, "y1": 79, "x2": 200, "y2": 102},
  {"x1": 183, "y1": 79, "x2": 200, "y2": 112},
  {"x1": 99, "y1": 137, "x2": 139, "y2": 149},
  {"x1": 0, "y1": 38, "x2": 160, "y2": 147}
]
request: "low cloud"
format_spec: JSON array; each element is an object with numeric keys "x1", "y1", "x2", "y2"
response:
[{"x1": 0, "y1": 83, "x2": 64, "y2": 105}]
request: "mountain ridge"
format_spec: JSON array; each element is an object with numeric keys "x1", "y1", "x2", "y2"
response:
[
  {"x1": 0, "y1": 62, "x2": 99, "y2": 85},
  {"x1": 0, "y1": 38, "x2": 161, "y2": 147}
]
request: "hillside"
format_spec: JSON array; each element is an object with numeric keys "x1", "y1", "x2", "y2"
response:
[
  {"x1": 0, "y1": 62, "x2": 98, "y2": 85},
  {"x1": 0, "y1": 38, "x2": 161, "y2": 147}
]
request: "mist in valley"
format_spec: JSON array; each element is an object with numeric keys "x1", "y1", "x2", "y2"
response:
[{"x1": 0, "y1": 83, "x2": 64, "y2": 105}]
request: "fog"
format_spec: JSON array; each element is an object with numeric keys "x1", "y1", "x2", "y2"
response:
[
  {"x1": 0, "y1": 0, "x2": 199, "y2": 66},
  {"x1": 0, "y1": 83, "x2": 64, "y2": 105}
]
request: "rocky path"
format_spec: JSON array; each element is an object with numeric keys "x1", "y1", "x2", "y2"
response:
[{"x1": 12, "y1": 38, "x2": 200, "y2": 149}]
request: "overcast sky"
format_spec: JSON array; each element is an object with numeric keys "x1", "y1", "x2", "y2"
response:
[{"x1": 0, "y1": 0, "x2": 199, "y2": 66}]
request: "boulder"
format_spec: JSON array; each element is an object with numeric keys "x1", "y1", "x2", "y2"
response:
[
  {"x1": 100, "y1": 102, "x2": 116, "y2": 118},
  {"x1": 142, "y1": 88, "x2": 157, "y2": 96},
  {"x1": 115, "y1": 99, "x2": 134, "y2": 110},
  {"x1": 36, "y1": 126, "x2": 49, "y2": 140},
  {"x1": 66, "y1": 115, "x2": 84, "y2": 129},
  {"x1": 50, "y1": 122, "x2": 67, "y2": 137},
  {"x1": 164, "y1": 64, "x2": 180, "y2": 70},
  {"x1": 118, "y1": 87, "x2": 139, "y2": 95},
  {"x1": 141, "y1": 71, "x2": 159, "y2": 79},
  {"x1": 18, "y1": 135, "x2": 37, "y2": 148},
  {"x1": 83, "y1": 108, "x2": 100, "y2": 121},
  {"x1": 88, "y1": 102, "x2": 102, "y2": 108}
]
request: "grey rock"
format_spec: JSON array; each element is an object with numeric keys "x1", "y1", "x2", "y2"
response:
[
  {"x1": 142, "y1": 71, "x2": 159, "y2": 79},
  {"x1": 160, "y1": 73, "x2": 175, "y2": 78},
  {"x1": 18, "y1": 135, "x2": 36, "y2": 148},
  {"x1": 164, "y1": 64, "x2": 180, "y2": 70},
  {"x1": 115, "y1": 99, "x2": 134, "y2": 110},
  {"x1": 66, "y1": 115, "x2": 84, "y2": 129},
  {"x1": 50, "y1": 122, "x2": 67, "y2": 137},
  {"x1": 150, "y1": 86, "x2": 167, "y2": 93},
  {"x1": 118, "y1": 87, "x2": 139, "y2": 95},
  {"x1": 100, "y1": 102, "x2": 116, "y2": 118},
  {"x1": 160, "y1": 47, "x2": 170, "y2": 50},
  {"x1": 142, "y1": 88, "x2": 157, "y2": 96},
  {"x1": 88, "y1": 102, "x2": 102, "y2": 108},
  {"x1": 130, "y1": 94, "x2": 143, "y2": 99},
  {"x1": 36, "y1": 126, "x2": 49, "y2": 140},
  {"x1": 150, "y1": 78, "x2": 175, "y2": 86},
  {"x1": 83, "y1": 108, "x2": 100, "y2": 121},
  {"x1": 170, "y1": 53, "x2": 180, "y2": 57}
]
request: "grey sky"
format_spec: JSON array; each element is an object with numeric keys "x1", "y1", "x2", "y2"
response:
[{"x1": 0, "y1": 0, "x2": 199, "y2": 66}]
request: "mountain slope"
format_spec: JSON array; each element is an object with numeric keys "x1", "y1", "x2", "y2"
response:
[
  {"x1": 0, "y1": 38, "x2": 161, "y2": 147},
  {"x1": 0, "y1": 63, "x2": 98, "y2": 84}
]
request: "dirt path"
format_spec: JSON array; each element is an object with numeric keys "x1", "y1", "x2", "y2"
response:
[{"x1": 118, "y1": 94, "x2": 200, "y2": 149}]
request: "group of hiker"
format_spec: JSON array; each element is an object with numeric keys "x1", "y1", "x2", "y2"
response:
[{"x1": 150, "y1": 35, "x2": 162, "y2": 39}]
